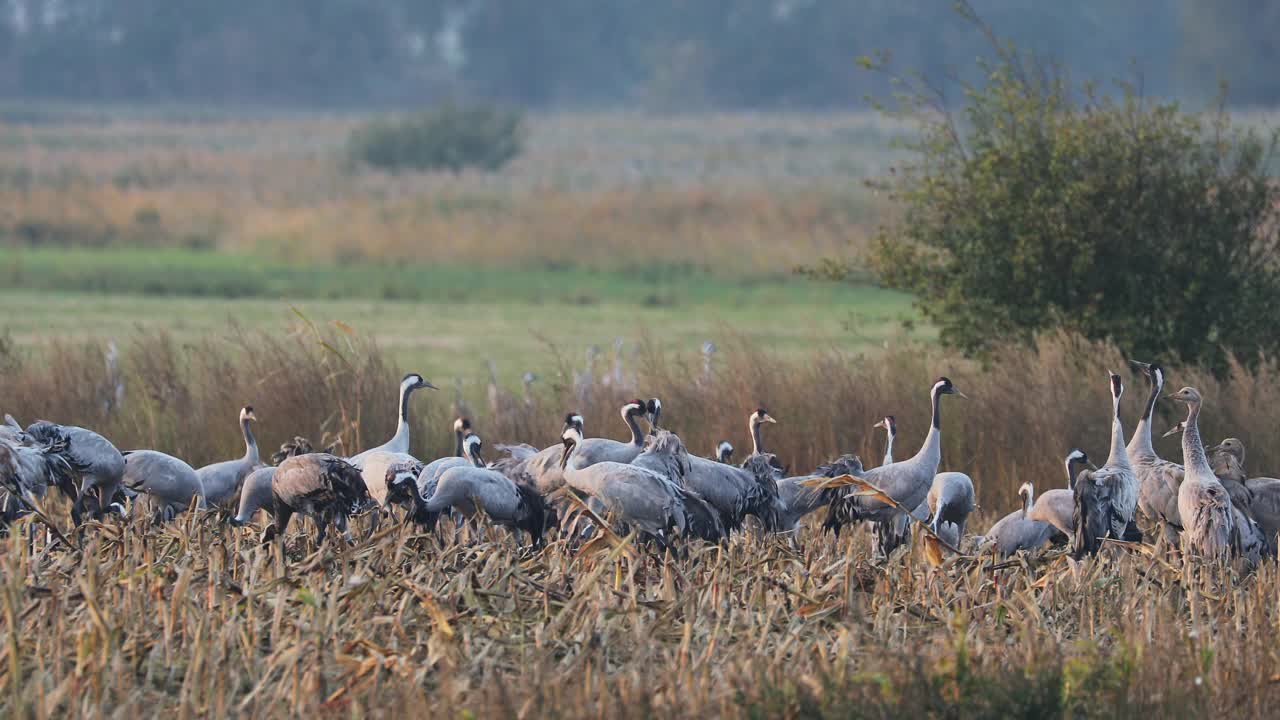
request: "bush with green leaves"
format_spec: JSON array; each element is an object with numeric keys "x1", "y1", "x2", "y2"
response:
[
  {"x1": 346, "y1": 104, "x2": 524, "y2": 173},
  {"x1": 859, "y1": 6, "x2": 1280, "y2": 371}
]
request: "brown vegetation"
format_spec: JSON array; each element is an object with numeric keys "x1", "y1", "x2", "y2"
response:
[{"x1": 3, "y1": 327, "x2": 1280, "y2": 715}]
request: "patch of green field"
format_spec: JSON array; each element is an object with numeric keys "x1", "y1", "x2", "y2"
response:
[{"x1": 0, "y1": 248, "x2": 926, "y2": 384}]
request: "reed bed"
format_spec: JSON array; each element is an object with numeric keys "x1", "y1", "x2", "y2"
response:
[{"x1": 4, "y1": 326, "x2": 1280, "y2": 716}]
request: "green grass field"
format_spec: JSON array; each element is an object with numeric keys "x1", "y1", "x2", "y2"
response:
[{"x1": 0, "y1": 247, "x2": 924, "y2": 384}]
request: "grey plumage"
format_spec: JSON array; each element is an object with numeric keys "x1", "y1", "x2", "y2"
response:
[
  {"x1": 348, "y1": 373, "x2": 436, "y2": 469},
  {"x1": 412, "y1": 433, "x2": 552, "y2": 546},
  {"x1": 1168, "y1": 388, "x2": 1234, "y2": 562},
  {"x1": 195, "y1": 406, "x2": 260, "y2": 508},
  {"x1": 559, "y1": 426, "x2": 691, "y2": 548},
  {"x1": 974, "y1": 482, "x2": 1057, "y2": 558},
  {"x1": 231, "y1": 436, "x2": 326, "y2": 526},
  {"x1": 1162, "y1": 425, "x2": 1270, "y2": 564},
  {"x1": 0, "y1": 424, "x2": 78, "y2": 522},
  {"x1": 24, "y1": 420, "x2": 125, "y2": 521},
  {"x1": 675, "y1": 451, "x2": 782, "y2": 533},
  {"x1": 266, "y1": 453, "x2": 369, "y2": 544},
  {"x1": 122, "y1": 450, "x2": 206, "y2": 520},
  {"x1": 927, "y1": 471, "x2": 975, "y2": 541},
  {"x1": 629, "y1": 430, "x2": 726, "y2": 541},
  {"x1": 493, "y1": 412, "x2": 583, "y2": 495},
  {"x1": 775, "y1": 454, "x2": 864, "y2": 533},
  {"x1": 1092, "y1": 372, "x2": 1139, "y2": 541},
  {"x1": 1127, "y1": 361, "x2": 1182, "y2": 545}
]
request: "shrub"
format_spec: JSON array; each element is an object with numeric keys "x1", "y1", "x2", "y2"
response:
[
  {"x1": 855, "y1": 4, "x2": 1280, "y2": 371},
  {"x1": 345, "y1": 104, "x2": 524, "y2": 173}
]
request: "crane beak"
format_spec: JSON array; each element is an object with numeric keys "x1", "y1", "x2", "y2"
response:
[
  {"x1": 422, "y1": 381, "x2": 439, "y2": 391},
  {"x1": 1161, "y1": 425, "x2": 1181, "y2": 438},
  {"x1": 246, "y1": 410, "x2": 258, "y2": 422},
  {"x1": 953, "y1": 390, "x2": 969, "y2": 399},
  {"x1": 762, "y1": 414, "x2": 777, "y2": 424},
  {"x1": 1087, "y1": 462, "x2": 1098, "y2": 471}
]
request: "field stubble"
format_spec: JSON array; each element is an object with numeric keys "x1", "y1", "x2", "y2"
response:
[{"x1": 3, "y1": 327, "x2": 1280, "y2": 715}]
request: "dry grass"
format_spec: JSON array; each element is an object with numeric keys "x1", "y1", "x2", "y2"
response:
[
  {"x1": 5, "y1": 326, "x2": 1280, "y2": 716},
  {"x1": 0, "y1": 111, "x2": 896, "y2": 273}
]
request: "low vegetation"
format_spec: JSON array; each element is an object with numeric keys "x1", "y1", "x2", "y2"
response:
[{"x1": 2, "y1": 327, "x2": 1278, "y2": 716}]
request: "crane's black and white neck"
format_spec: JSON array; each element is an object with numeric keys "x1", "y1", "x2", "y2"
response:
[
  {"x1": 622, "y1": 399, "x2": 646, "y2": 447},
  {"x1": 1064, "y1": 448, "x2": 1090, "y2": 489},
  {"x1": 1126, "y1": 361, "x2": 1164, "y2": 458},
  {"x1": 1104, "y1": 372, "x2": 1130, "y2": 469},
  {"x1": 389, "y1": 372, "x2": 436, "y2": 454},
  {"x1": 715, "y1": 441, "x2": 734, "y2": 464},
  {"x1": 914, "y1": 377, "x2": 964, "y2": 464},
  {"x1": 749, "y1": 408, "x2": 776, "y2": 456},
  {"x1": 559, "y1": 426, "x2": 584, "y2": 469},
  {"x1": 453, "y1": 417, "x2": 472, "y2": 457}
]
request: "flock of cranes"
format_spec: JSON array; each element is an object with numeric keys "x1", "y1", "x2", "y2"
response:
[{"x1": 3, "y1": 361, "x2": 1279, "y2": 570}]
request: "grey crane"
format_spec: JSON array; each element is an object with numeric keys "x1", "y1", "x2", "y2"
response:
[
  {"x1": 230, "y1": 436, "x2": 320, "y2": 527},
  {"x1": 493, "y1": 412, "x2": 584, "y2": 495},
  {"x1": 1026, "y1": 449, "x2": 1094, "y2": 539},
  {"x1": 263, "y1": 453, "x2": 369, "y2": 544},
  {"x1": 413, "y1": 417, "x2": 473, "y2": 502},
  {"x1": 1167, "y1": 387, "x2": 1234, "y2": 562},
  {"x1": 0, "y1": 424, "x2": 78, "y2": 524},
  {"x1": 1089, "y1": 372, "x2": 1140, "y2": 541},
  {"x1": 195, "y1": 406, "x2": 260, "y2": 508},
  {"x1": 714, "y1": 441, "x2": 735, "y2": 464},
  {"x1": 564, "y1": 399, "x2": 649, "y2": 471},
  {"x1": 670, "y1": 447, "x2": 782, "y2": 533},
  {"x1": 406, "y1": 432, "x2": 551, "y2": 547},
  {"x1": 774, "y1": 454, "x2": 864, "y2": 534},
  {"x1": 347, "y1": 373, "x2": 437, "y2": 469},
  {"x1": 559, "y1": 425, "x2": 692, "y2": 549},
  {"x1": 121, "y1": 450, "x2": 206, "y2": 521},
  {"x1": 973, "y1": 483, "x2": 1057, "y2": 558},
  {"x1": 1126, "y1": 361, "x2": 1182, "y2": 545},
  {"x1": 927, "y1": 471, "x2": 975, "y2": 541},
  {"x1": 23, "y1": 420, "x2": 125, "y2": 522},
  {"x1": 628, "y1": 430, "x2": 726, "y2": 541},
  {"x1": 1208, "y1": 438, "x2": 1280, "y2": 545},
  {"x1": 869, "y1": 414, "x2": 921, "y2": 557},
  {"x1": 1161, "y1": 423, "x2": 1268, "y2": 564},
  {"x1": 825, "y1": 377, "x2": 966, "y2": 545}
]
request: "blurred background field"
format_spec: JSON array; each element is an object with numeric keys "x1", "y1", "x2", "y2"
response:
[{"x1": 0, "y1": 109, "x2": 918, "y2": 383}]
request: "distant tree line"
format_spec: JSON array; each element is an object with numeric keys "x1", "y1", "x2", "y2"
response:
[{"x1": 0, "y1": 0, "x2": 1271, "y2": 109}]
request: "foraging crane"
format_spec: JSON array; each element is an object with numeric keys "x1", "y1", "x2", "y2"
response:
[
  {"x1": 230, "y1": 436, "x2": 320, "y2": 527},
  {"x1": 24, "y1": 419, "x2": 125, "y2": 522},
  {"x1": 559, "y1": 425, "x2": 693, "y2": 550},
  {"x1": 628, "y1": 430, "x2": 726, "y2": 541},
  {"x1": 1167, "y1": 387, "x2": 1234, "y2": 561},
  {"x1": 645, "y1": 398, "x2": 662, "y2": 434},
  {"x1": 927, "y1": 472, "x2": 975, "y2": 542},
  {"x1": 195, "y1": 406, "x2": 260, "y2": 507},
  {"x1": 263, "y1": 453, "x2": 369, "y2": 544},
  {"x1": 565, "y1": 400, "x2": 649, "y2": 470},
  {"x1": 347, "y1": 373, "x2": 437, "y2": 469},
  {"x1": 973, "y1": 483, "x2": 1057, "y2": 558},
  {"x1": 0, "y1": 425, "x2": 78, "y2": 523},
  {"x1": 405, "y1": 432, "x2": 551, "y2": 547},
  {"x1": 122, "y1": 450, "x2": 206, "y2": 521},
  {"x1": 414, "y1": 417, "x2": 473, "y2": 501},
  {"x1": 774, "y1": 454, "x2": 864, "y2": 533},
  {"x1": 668, "y1": 445, "x2": 782, "y2": 533},
  {"x1": 825, "y1": 377, "x2": 966, "y2": 544}
]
